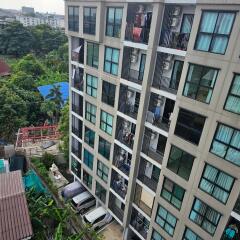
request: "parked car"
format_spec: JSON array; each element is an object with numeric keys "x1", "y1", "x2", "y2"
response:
[
  {"x1": 83, "y1": 206, "x2": 112, "y2": 230},
  {"x1": 61, "y1": 181, "x2": 85, "y2": 200},
  {"x1": 71, "y1": 191, "x2": 96, "y2": 214}
]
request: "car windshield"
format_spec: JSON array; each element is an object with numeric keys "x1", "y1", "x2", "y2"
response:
[
  {"x1": 83, "y1": 216, "x2": 91, "y2": 224},
  {"x1": 71, "y1": 199, "x2": 78, "y2": 207}
]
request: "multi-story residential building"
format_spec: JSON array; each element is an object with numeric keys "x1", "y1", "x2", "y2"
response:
[{"x1": 65, "y1": 0, "x2": 240, "y2": 239}]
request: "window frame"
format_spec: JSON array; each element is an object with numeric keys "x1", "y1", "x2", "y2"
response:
[
  {"x1": 102, "y1": 80, "x2": 116, "y2": 107},
  {"x1": 95, "y1": 181, "x2": 107, "y2": 203},
  {"x1": 169, "y1": 60, "x2": 184, "y2": 90},
  {"x1": 83, "y1": 170, "x2": 92, "y2": 189},
  {"x1": 97, "y1": 160, "x2": 109, "y2": 183},
  {"x1": 182, "y1": 63, "x2": 219, "y2": 104},
  {"x1": 83, "y1": 149, "x2": 94, "y2": 170},
  {"x1": 98, "y1": 136, "x2": 111, "y2": 160},
  {"x1": 83, "y1": 7, "x2": 97, "y2": 35},
  {"x1": 151, "y1": 229, "x2": 165, "y2": 240},
  {"x1": 155, "y1": 205, "x2": 177, "y2": 237},
  {"x1": 86, "y1": 74, "x2": 98, "y2": 98},
  {"x1": 199, "y1": 163, "x2": 234, "y2": 204},
  {"x1": 167, "y1": 145, "x2": 195, "y2": 181},
  {"x1": 210, "y1": 122, "x2": 240, "y2": 166},
  {"x1": 194, "y1": 10, "x2": 236, "y2": 55},
  {"x1": 84, "y1": 126, "x2": 95, "y2": 148},
  {"x1": 87, "y1": 42, "x2": 99, "y2": 69},
  {"x1": 224, "y1": 73, "x2": 240, "y2": 115},
  {"x1": 183, "y1": 227, "x2": 203, "y2": 240},
  {"x1": 68, "y1": 6, "x2": 79, "y2": 32},
  {"x1": 104, "y1": 46, "x2": 120, "y2": 76},
  {"x1": 189, "y1": 198, "x2": 221, "y2": 236},
  {"x1": 85, "y1": 102, "x2": 97, "y2": 124},
  {"x1": 161, "y1": 177, "x2": 185, "y2": 210},
  {"x1": 100, "y1": 110, "x2": 113, "y2": 135},
  {"x1": 105, "y1": 7, "x2": 123, "y2": 38}
]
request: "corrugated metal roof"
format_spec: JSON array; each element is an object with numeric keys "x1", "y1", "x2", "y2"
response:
[{"x1": 0, "y1": 170, "x2": 33, "y2": 240}]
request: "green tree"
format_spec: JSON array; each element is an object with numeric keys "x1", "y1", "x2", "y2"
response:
[
  {"x1": 0, "y1": 21, "x2": 34, "y2": 57},
  {"x1": 9, "y1": 71, "x2": 36, "y2": 90},
  {"x1": 40, "y1": 100, "x2": 57, "y2": 124},
  {"x1": 0, "y1": 85, "x2": 28, "y2": 142},
  {"x1": 13, "y1": 54, "x2": 45, "y2": 77},
  {"x1": 58, "y1": 103, "x2": 69, "y2": 160}
]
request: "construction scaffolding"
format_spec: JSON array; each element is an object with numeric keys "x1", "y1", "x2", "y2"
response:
[{"x1": 16, "y1": 125, "x2": 60, "y2": 149}]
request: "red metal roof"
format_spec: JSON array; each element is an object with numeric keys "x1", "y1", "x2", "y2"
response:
[
  {"x1": 0, "y1": 170, "x2": 33, "y2": 240},
  {"x1": 0, "y1": 59, "x2": 10, "y2": 76}
]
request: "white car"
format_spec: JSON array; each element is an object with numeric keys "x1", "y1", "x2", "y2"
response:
[
  {"x1": 71, "y1": 191, "x2": 96, "y2": 213},
  {"x1": 83, "y1": 206, "x2": 112, "y2": 230}
]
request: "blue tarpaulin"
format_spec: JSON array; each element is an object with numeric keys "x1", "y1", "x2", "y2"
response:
[{"x1": 37, "y1": 82, "x2": 69, "y2": 102}]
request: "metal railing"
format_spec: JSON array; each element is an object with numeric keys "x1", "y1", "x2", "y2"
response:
[{"x1": 125, "y1": 24, "x2": 150, "y2": 44}]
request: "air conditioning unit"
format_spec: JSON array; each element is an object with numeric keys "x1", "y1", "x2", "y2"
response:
[
  {"x1": 164, "y1": 61, "x2": 171, "y2": 71},
  {"x1": 171, "y1": 17, "x2": 180, "y2": 27},
  {"x1": 172, "y1": 6, "x2": 181, "y2": 16}
]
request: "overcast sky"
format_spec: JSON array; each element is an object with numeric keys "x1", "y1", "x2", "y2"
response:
[{"x1": 0, "y1": 0, "x2": 64, "y2": 14}]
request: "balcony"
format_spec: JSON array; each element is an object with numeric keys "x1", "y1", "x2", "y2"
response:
[
  {"x1": 71, "y1": 137, "x2": 82, "y2": 159},
  {"x1": 146, "y1": 93, "x2": 175, "y2": 132},
  {"x1": 130, "y1": 207, "x2": 150, "y2": 239},
  {"x1": 115, "y1": 116, "x2": 136, "y2": 149},
  {"x1": 152, "y1": 52, "x2": 184, "y2": 94},
  {"x1": 113, "y1": 144, "x2": 132, "y2": 176},
  {"x1": 121, "y1": 47, "x2": 146, "y2": 85},
  {"x1": 221, "y1": 217, "x2": 240, "y2": 240},
  {"x1": 72, "y1": 92, "x2": 83, "y2": 117},
  {"x1": 72, "y1": 66, "x2": 84, "y2": 91},
  {"x1": 118, "y1": 84, "x2": 140, "y2": 119},
  {"x1": 111, "y1": 169, "x2": 128, "y2": 200},
  {"x1": 134, "y1": 183, "x2": 154, "y2": 217},
  {"x1": 72, "y1": 116, "x2": 82, "y2": 139},
  {"x1": 138, "y1": 157, "x2": 160, "y2": 192},
  {"x1": 109, "y1": 192, "x2": 125, "y2": 222},
  {"x1": 125, "y1": 4, "x2": 152, "y2": 44},
  {"x1": 159, "y1": 5, "x2": 194, "y2": 51},
  {"x1": 142, "y1": 127, "x2": 167, "y2": 164},
  {"x1": 71, "y1": 37, "x2": 84, "y2": 64}
]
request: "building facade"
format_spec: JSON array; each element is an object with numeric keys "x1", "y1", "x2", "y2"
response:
[{"x1": 65, "y1": 0, "x2": 240, "y2": 239}]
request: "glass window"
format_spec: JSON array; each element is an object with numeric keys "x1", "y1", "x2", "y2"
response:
[
  {"x1": 71, "y1": 156, "x2": 81, "y2": 179},
  {"x1": 98, "y1": 137, "x2": 111, "y2": 160},
  {"x1": 199, "y1": 164, "x2": 234, "y2": 204},
  {"x1": 106, "y1": 7, "x2": 123, "y2": 38},
  {"x1": 104, "y1": 47, "x2": 120, "y2": 76},
  {"x1": 100, "y1": 110, "x2": 113, "y2": 135},
  {"x1": 102, "y1": 81, "x2": 116, "y2": 107},
  {"x1": 83, "y1": 170, "x2": 92, "y2": 189},
  {"x1": 167, "y1": 145, "x2": 194, "y2": 181},
  {"x1": 195, "y1": 11, "x2": 235, "y2": 54},
  {"x1": 183, "y1": 227, "x2": 203, "y2": 240},
  {"x1": 85, "y1": 102, "x2": 96, "y2": 124},
  {"x1": 86, "y1": 74, "x2": 98, "y2": 98},
  {"x1": 161, "y1": 178, "x2": 185, "y2": 210},
  {"x1": 224, "y1": 74, "x2": 240, "y2": 115},
  {"x1": 83, "y1": 7, "x2": 96, "y2": 35},
  {"x1": 72, "y1": 92, "x2": 83, "y2": 116},
  {"x1": 71, "y1": 137, "x2": 82, "y2": 159},
  {"x1": 180, "y1": 14, "x2": 194, "y2": 34},
  {"x1": 183, "y1": 64, "x2": 218, "y2": 103},
  {"x1": 170, "y1": 60, "x2": 184, "y2": 90},
  {"x1": 189, "y1": 198, "x2": 221, "y2": 235},
  {"x1": 68, "y1": 6, "x2": 79, "y2": 32},
  {"x1": 210, "y1": 123, "x2": 240, "y2": 166},
  {"x1": 97, "y1": 160, "x2": 109, "y2": 183},
  {"x1": 72, "y1": 115, "x2": 82, "y2": 139},
  {"x1": 175, "y1": 109, "x2": 206, "y2": 145},
  {"x1": 95, "y1": 181, "x2": 107, "y2": 203},
  {"x1": 152, "y1": 230, "x2": 165, "y2": 240},
  {"x1": 83, "y1": 149, "x2": 94, "y2": 170},
  {"x1": 87, "y1": 42, "x2": 99, "y2": 68},
  {"x1": 155, "y1": 205, "x2": 177, "y2": 236},
  {"x1": 84, "y1": 126, "x2": 95, "y2": 148}
]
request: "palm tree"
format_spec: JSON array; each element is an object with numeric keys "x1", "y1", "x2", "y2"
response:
[{"x1": 45, "y1": 84, "x2": 64, "y2": 123}]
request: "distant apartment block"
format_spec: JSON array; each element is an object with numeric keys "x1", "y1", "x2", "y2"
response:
[{"x1": 66, "y1": 0, "x2": 240, "y2": 239}]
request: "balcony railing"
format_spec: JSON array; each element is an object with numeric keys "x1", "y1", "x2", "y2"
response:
[
  {"x1": 72, "y1": 70, "x2": 84, "y2": 92},
  {"x1": 72, "y1": 104, "x2": 82, "y2": 117},
  {"x1": 115, "y1": 120, "x2": 135, "y2": 149},
  {"x1": 130, "y1": 210, "x2": 149, "y2": 239},
  {"x1": 146, "y1": 110, "x2": 170, "y2": 132},
  {"x1": 72, "y1": 126, "x2": 81, "y2": 139},
  {"x1": 111, "y1": 171, "x2": 128, "y2": 200},
  {"x1": 152, "y1": 76, "x2": 177, "y2": 94},
  {"x1": 113, "y1": 148, "x2": 131, "y2": 176},
  {"x1": 121, "y1": 68, "x2": 144, "y2": 84},
  {"x1": 109, "y1": 193, "x2": 124, "y2": 222},
  {"x1": 125, "y1": 24, "x2": 150, "y2": 44},
  {"x1": 72, "y1": 147, "x2": 81, "y2": 159}
]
